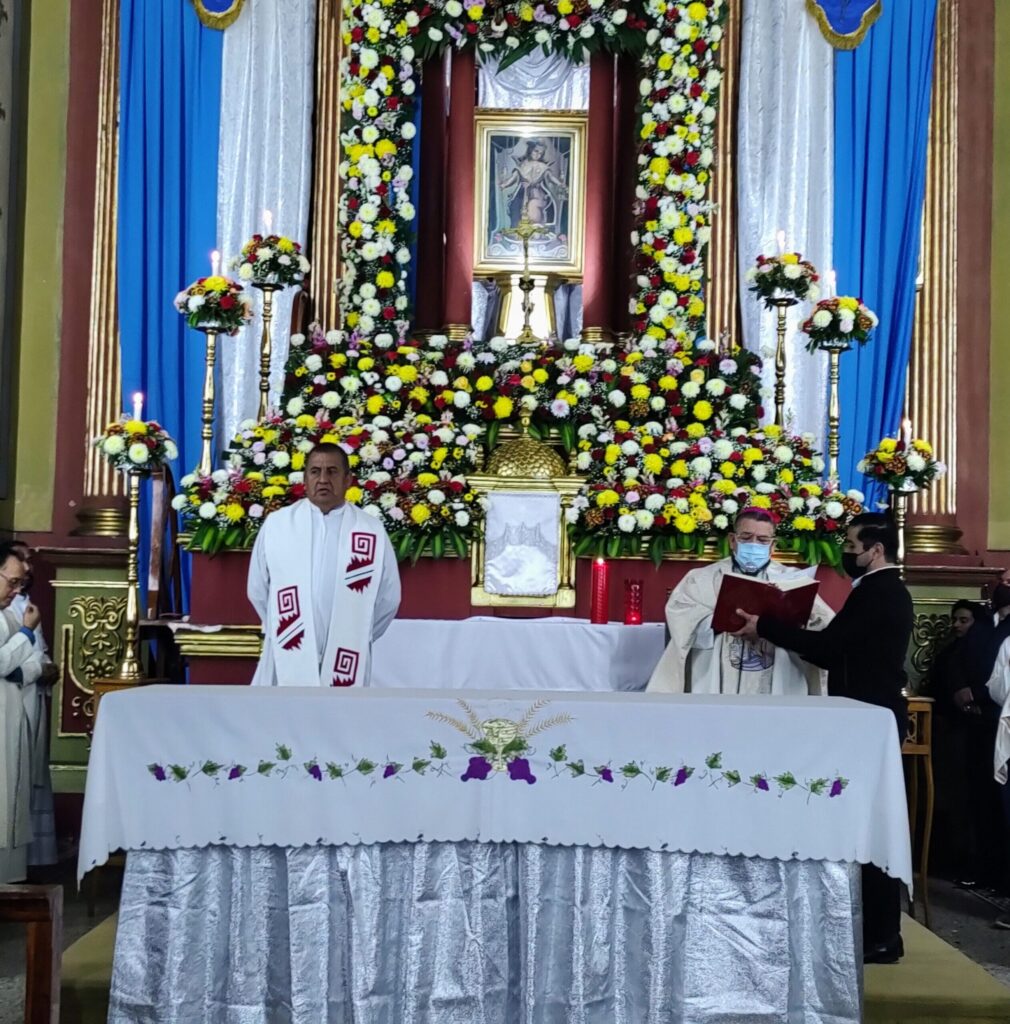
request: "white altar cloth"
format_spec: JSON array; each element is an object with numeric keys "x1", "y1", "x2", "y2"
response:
[
  {"x1": 371, "y1": 616, "x2": 665, "y2": 691},
  {"x1": 79, "y1": 686, "x2": 911, "y2": 886}
]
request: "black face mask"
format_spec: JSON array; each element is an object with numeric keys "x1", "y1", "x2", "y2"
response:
[{"x1": 841, "y1": 552, "x2": 869, "y2": 580}]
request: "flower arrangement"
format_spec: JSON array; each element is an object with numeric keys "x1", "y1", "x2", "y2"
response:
[
  {"x1": 173, "y1": 276, "x2": 252, "y2": 334},
  {"x1": 746, "y1": 253, "x2": 820, "y2": 307},
  {"x1": 412, "y1": 1, "x2": 650, "y2": 71},
  {"x1": 233, "y1": 234, "x2": 310, "y2": 287},
  {"x1": 858, "y1": 436, "x2": 945, "y2": 493},
  {"x1": 94, "y1": 417, "x2": 178, "y2": 475},
  {"x1": 568, "y1": 422, "x2": 862, "y2": 566},
  {"x1": 338, "y1": 1, "x2": 725, "y2": 353},
  {"x1": 800, "y1": 296, "x2": 878, "y2": 352}
]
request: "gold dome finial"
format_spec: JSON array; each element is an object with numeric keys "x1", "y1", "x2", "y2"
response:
[{"x1": 486, "y1": 411, "x2": 567, "y2": 479}]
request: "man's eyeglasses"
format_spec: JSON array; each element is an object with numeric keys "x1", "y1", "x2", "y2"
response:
[{"x1": 0, "y1": 571, "x2": 27, "y2": 589}]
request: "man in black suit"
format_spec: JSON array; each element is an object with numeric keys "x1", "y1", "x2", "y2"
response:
[{"x1": 734, "y1": 512, "x2": 913, "y2": 964}]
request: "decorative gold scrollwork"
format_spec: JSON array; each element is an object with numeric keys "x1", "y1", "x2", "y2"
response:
[
  {"x1": 910, "y1": 613, "x2": 950, "y2": 684},
  {"x1": 60, "y1": 596, "x2": 127, "y2": 733}
]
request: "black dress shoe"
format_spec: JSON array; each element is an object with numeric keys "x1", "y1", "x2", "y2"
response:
[{"x1": 864, "y1": 936, "x2": 904, "y2": 964}]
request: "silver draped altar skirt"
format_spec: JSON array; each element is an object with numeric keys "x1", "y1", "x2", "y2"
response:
[{"x1": 109, "y1": 844, "x2": 862, "y2": 1024}]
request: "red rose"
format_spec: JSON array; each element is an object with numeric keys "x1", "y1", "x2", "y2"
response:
[
  {"x1": 694, "y1": 40, "x2": 707, "y2": 54},
  {"x1": 382, "y1": 307, "x2": 396, "y2": 320},
  {"x1": 220, "y1": 294, "x2": 236, "y2": 309},
  {"x1": 290, "y1": 484, "x2": 306, "y2": 500},
  {"x1": 685, "y1": 151, "x2": 700, "y2": 166},
  {"x1": 466, "y1": 21, "x2": 477, "y2": 33},
  {"x1": 568, "y1": 14, "x2": 581, "y2": 27},
  {"x1": 351, "y1": 26, "x2": 363, "y2": 41}
]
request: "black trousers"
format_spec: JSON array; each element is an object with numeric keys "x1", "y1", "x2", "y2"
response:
[{"x1": 861, "y1": 863, "x2": 901, "y2": 947}]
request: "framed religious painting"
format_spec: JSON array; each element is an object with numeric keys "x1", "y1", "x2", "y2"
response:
[{"x1": 473, "y1": 110, "x2": 587, "y2": 279}]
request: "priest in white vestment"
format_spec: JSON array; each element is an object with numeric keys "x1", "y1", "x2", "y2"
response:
[
  {"x1": 248, "y1": 443, "x2": 401, "y2": 687},
  {"x1": 0, "y1": 544, "x2": 41, "y2": 881},
  {"x1": 647, "y1": 508, "x2": 832, "y2": 696}
]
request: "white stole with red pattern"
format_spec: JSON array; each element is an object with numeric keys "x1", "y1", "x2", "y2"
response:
[{"x1": 264, "y1": 500, "x2": 383, "y2": 687}]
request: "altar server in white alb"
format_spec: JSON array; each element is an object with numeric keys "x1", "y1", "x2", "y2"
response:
[
  {"x1": 248, "y1": 443, "x2": 400, "y2": 687},
  {"x1": 647, "y1": 507, "x2": 832, "y2": 696}
]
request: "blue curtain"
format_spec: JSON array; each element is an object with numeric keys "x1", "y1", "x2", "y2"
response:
[
  {"x1": 118, "y1": 1, "x2": 223, "y2": 607},
  {"x1": 832, "y1": 0, "x2": 936, "y2": 504}
]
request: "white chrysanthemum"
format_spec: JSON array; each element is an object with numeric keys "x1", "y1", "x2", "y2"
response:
[
  {"x1": 126, "y1": 443, "x2": 149, "y2": 465},
  {"x1": 681, "y1": 381, "x2": 701, "y2": 399},
  {"x1": 618, "y1": 514, "x2": 637, "y2": 533},
  {"x1": 788, "y1": 497, "x2": 805, "y2": 512},
  {"x1": 170, "y1": 493, "x2": 188, "y2": 511},
  {"x1": 812, "y1": 309, "x2": 833, "y2": 328},
  {"x1": 455, "y1": 510, "x2": 470, "y2": 527},
  {"x1": 645, "y1": 493, "x2": 665, "y2": 512},
  {"x1": 712, "y1": 439, "x2": 734, "y2": 460},
  {"x1": 783, "y1": 264, "x2": 803, "y2": 280},
  {"x1": 723, "y1": 499, "x2": 739, "y2": 515},
  {"x1": 847, "y1": 488, "x2": 865, "y2": 503},
  {"x1": 690, "y1": 457, "x2": 712, "y2": 478},
  {"x1": 304, "y1": 354, "x2": 323, "y2": 372},
  {"x1": 163, "y1": 440, "x2": 178, "y2": 461},
  {"x1": 824, "y1": 501, "x2": 844, "y2": 518},
  {"x1": 270, "y1": 451, "x2": 290, "y2": 469},
  {"x1": 453, "y1": 392, "x2": 470, "y2": 408},
  {"x1": 608, "y1": 390, "x2": 626, "y2": 408},
  {"x1": 705, "y1": 378, "x2": 727, "y2": 396},
  {"x1": 774, "y1": 445, "x2": 794, "y2": 463},
  {"x1": 428, "y1": 489, "x2": 446, "y2": 505},
  {"x1": 621, "y1": 440, "x2": 639, "y2": 456},
  {"x1": 751, "y1": 465, "x2": 767, "y2": 482},
  {"x1": 319, "y1": 392, "x2": 337, "y2": 410},
  {"x1": 198, "y1": 501, "x2": 217, "y2": 520},
  {"x1": 906, "y1": 453, "x2": 926, "y2": 472},
  {"x1": 102, "y1": 435, "x2": 125, "y2": 455},
  {"x1": 634, "y1": 509, "x2": 654, "y2": 529},
  {"x1": 286, "y1": 397, "x2": 305, "y2": 416}
]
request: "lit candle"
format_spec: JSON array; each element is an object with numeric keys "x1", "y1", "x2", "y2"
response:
[
  {"x1": 210, "y1": 249, "x2": 220, "y2": 276},
  {"x1": 776, "y1": 229, "x2": 786, "y2": 255},
  {"x1": 624, "y1": 579, "x2": 644, "y2": 626},
  {"x1": 263, "y1": 208, "x2": 273, "y2": 234},
  {"x1": 901, "y1": 417, "x2": 912, "y2": 447},
  {"x1": 590, "y1": 558, "x2": 610, "y2": 625},
  {"x1": 132, "y1": 392, "x2": 143, "y2": 421},
  {"x1": 826, "y1": 269, "x2": 837, "y2": 298}
]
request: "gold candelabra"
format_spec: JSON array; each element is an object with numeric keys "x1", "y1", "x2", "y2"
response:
[
  {"x1": 769, "y1": 295, "x2": 797, "y2": 428},
  {"x1": 199, "y1": 330, "x2": 218, "y2": 476},
  {"x1": 504, "y1": 210, "x2": 548, "y2": 345},
  {"x1": 825, "y1": 340, "x2": 851, "y2": 484},
  {"x1": 255, "y1": 282, "x2": 282, "y2": 419},
  {"x1": 890, "y1": 488, "x2": 910, "y2": 579},
  {"x1": 116, "y1": 470, "x2": 143, "y2": 680}
]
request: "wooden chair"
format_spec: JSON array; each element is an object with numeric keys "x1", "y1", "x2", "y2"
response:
[
  {"x1": 0, "y1": 884, "x2": 63, "y2": 1023},
  {"x1": 902, "y1": 695, "x2": 935, "y2": 928},
  {"x1": 147, "y1": 465, "x2": 182, "y2": 620}
]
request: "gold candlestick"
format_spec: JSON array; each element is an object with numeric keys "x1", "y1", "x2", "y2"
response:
[
  {"x1": 504, "y1": 210, "x2": 548, "y2": 345},
  {"x1": 255, "y1": 282, "x2": 282, "y2": 419},
  {"x1": 891, "y1": 488, "x2": 910, "y2": 579},
  {"x1": 200, "y1": 330, "x2": 218, "y2": 476},
  {"x1": 825, "y1": 340, "x2": 851, "y2": 484},
  {"x1": 116, "y1": 471, "x2": 143, "y2": 680},
  {"x1": 770, "y1": 295, "x2": 797, "y2": 428}
]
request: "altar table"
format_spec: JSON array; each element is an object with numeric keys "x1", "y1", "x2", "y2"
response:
[
  {"x1": 82, "y1": 687, "x2": 912, "y2": 1024},
  {"x1": 372, "y1": 617, "x2": 665, "y2": 691}
]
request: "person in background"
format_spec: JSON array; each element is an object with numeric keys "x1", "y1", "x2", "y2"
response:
[
  {"x1": 0, "y1": 542, "x2": 40, "y2": 881},
  {"x1": 7, "y1": 542, "x2": 57, "y2": 868},
  {"x1": 925, "y1": 600, "x2": 1002, "y2": 894},
  {"x1": 986, "y1": 637, "x2": 1010, "y2": 929},
  {"x1": 733, "y1": 512, "x2": 913, "y2": 964},
  {"x1": 989, "y1": 571, "x2": 1010, "y2": 653}
]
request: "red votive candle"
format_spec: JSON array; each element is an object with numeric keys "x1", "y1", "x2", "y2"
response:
[
  {"x1": 624, "y1": 579, "x2": 643, "y2": 625},
  {"x1": 590, "y1": 557, "x2": 609, "y2": 624}
]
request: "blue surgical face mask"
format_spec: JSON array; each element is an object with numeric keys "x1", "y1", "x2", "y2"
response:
[{"x1": 734, "y1": 541, "x2": 771, "y2": 574}]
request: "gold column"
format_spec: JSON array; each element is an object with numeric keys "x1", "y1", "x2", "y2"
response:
[
  {"x1": 705, "y1": 0, "x2": 741, "y2": 345},
  {"x1": 78, "y1": 0, "x2": 126, "y2": 537},
  {"x1": 308, "y1": 0, "x2": 342, "y2": 330},
  {"x1": 906, "y1": 0, "x2": 962, "y2": 553}
]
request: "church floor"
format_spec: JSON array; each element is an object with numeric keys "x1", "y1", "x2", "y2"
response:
[{"x1": 0, "y1": 862, "x2": 1005, "y2": 1022}]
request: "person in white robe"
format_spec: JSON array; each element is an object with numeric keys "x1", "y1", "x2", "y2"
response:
[
  {"x1": 0, "y1": 544, "x2": 41, "y2": 881},
  {"x1": 985, "y1": 633, "x2": 1010, "y2": 928},
  {"x1": 647, "y1": 507, "x2": 832, "y2": 695},
  {"x1": 9, "y1": 542, "x2": 57, "y2": 867},
  {"x1": 248, "y1": 443, "x2": 401, "y2": 687}
]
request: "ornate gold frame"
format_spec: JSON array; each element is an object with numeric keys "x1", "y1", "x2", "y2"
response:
[
  {"x1": 467, "y1": 474, "x2": 584, "y2": 608},
  {"x1": 473, "y1": 109, "x2": 587, "y2": 278}
]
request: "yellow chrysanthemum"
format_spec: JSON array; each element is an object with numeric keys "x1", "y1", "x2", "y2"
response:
[
  {"x1": 764, "y1": 424, "x2": 782, "y2": 438},
  {"x1": 675, "y1": 514, "x2": 697, "y2": 534},
  {"x1": 262, "y1": 486, "x2": 285, "y2": 498},
  {"x1": 223, "y1": 503, "x2": 245, "y2": 522},
  {"x1": 411, "y1": 504, "x2": 431, "y2": 524},
  {"x1": 719, "y1": 461, "x2": 736, "y2": 478},
  {"x1": 366, "y1": 395, "x2": 385, "y2": 415},
  {"x1": 743, "y1": 447, "x2": 764, "y2": 464},
  {"x1": 793, "y1": 516, "x2": 816, "y2": 531},
  {"x1": 670, "y1": 459, "x2": 689, "y2": 478},
  {"x1": 430, "y1": 447, "x2": 448, "y2": 469},
  {"x1": 532, "y1": 368, "x2": 549, "y2": 384},
  {"x1": 348, "y1": 221, "x2": 364, "y2": 238},
  {"x1": 643, "y1": 453, "x2": 664, "y2": 475},
  {"x1": 913, "y1": 439, "x2": 933, "y2": 455},
  {"x1": 658, "y1": 374, "x2": 678, "y2": 392},
  {"x1": 685, "y1": 423, "x2": 705, "y2": 440},
  {"x1": 805, "y1": 483, "x2": 822, "y2": 496},
  {"x1": 202, "y1": 275, "x2": 228, "y2": 292},
  {"x1": 751, "y1": 496, "x2": 772, "y2": 509},
  {"x1": 290, "y1": 452, "x2": 305, "y2": 471},
  {"x1": 376, "y1": 271, "x2": 395, "y2": 289},
  {"x1": 693, "y1": 400, "x2": 713, "y2": 421},
  {"x1": 357, "y1": 356, "x2": 374, "y2": 371},
  {"x1": 605, "y1": 444, "x2": 622, "y2": 466},
  {"x1": 396, "y1": 363, "x2": 418, "y2": 384},
  {"x1": 572, "y1": 354, "x2": 594, "y2": 373},
  {"x1": 344, "y1": 486, "x2": 363, "y2": 504},
  {"x1": 838, "y1": 296, "x2": 859, "y2": 311},
  {"x1": 778, "y1": 468, "x2": 795, "y2": 484},
  {"x1": 277, "y1": 238, "x2": 295, "y2": 253},
  {"x1": 375, "y1": 139, "x2": 397, "y2": 159},
  {"x1": 409, "y1": 386, "x2": 429, "y2": 403},
  {"x1": 713, "y1": 479, "x2": 737, "y2": 495},
  {"x1": 319, "y1": 433, "x2": 339, "y2": 445},
  {"x1": 417, "y1": 473, "x2": 439, "y2": 488},
  {"x1": 631, "y1": 384, "x2": 651, "y2": 401},
  {"x1": 878, "y1": 437, "x2": 897, "y2": 453},
  {"x1": 124, "y1": 419, "x2": 147, "y2": 435},
  {"x1": 493, "y1": 396, "x2": 513, "y2": 419},
  {"x1": 780, "y1": 253, "x2": 799, "y2": 265},
  {"x1": 687, "y1": 1, "x2": 708, "y2": 20},
  {"x1": 596, "y1": 490, "x2": 620, "y2": 508}
]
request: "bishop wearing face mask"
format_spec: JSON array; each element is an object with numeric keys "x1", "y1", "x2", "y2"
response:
[
  {"x1": 646, "y1": 508, "x2": 833, "y2": 695},
  {"x1": 733, "y1": 511, "x2": 914, "y2": 964}
]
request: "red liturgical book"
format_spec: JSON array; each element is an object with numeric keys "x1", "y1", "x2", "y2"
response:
[{"x1": 712, "y1": 573, "x2": 820, "y2": 634}]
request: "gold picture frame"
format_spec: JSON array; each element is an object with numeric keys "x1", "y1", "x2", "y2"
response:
[{"x1": 473, "y1": 109, "x2": 587, "y2": 279}]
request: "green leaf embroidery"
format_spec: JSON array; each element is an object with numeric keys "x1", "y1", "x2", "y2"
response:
[
  {"x1": 549, "y1": 745, "x2": 567, "y2": 763},
  {"x1": 356, "y1": 758, "x2": 376, "y2": 776},
  {"x1": 430, "y1": 742, "x2": 448, "y2": 760},
  {"x1": 705, "y1": 752, "x2": 723, "y2": 770},
  {"x1": 325, "y1": 762, "x2": 344, "y2": 780},
  {"x1": 276, "y1": 744, "x2": 293, "y2": 762},
  {"x1": 566, "y1": 760, "x2": 586, "y2": 777},
  {"x1": 169, "y1": 764, "x2": 189, "y2": 781},
  {"x1": 655, "y1": 766, "x2": 673, "y2": 784}
]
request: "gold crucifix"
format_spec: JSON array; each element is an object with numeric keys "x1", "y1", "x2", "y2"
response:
[{"x1": 503, "y1": 207, "x2": 549, "y2": 344}]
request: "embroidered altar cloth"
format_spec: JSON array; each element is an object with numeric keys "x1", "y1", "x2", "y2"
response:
[{"x1": 79, "y1": 686, "x2": 912, "y2": 885}]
